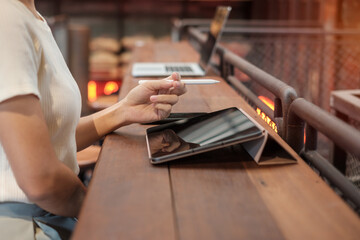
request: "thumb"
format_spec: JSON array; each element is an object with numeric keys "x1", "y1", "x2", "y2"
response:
[
  {"x1": 141, "y1": 80, "x2": 173, "y2": 91},
  {"x1": 163, "y1": 72, "x2": 180, "y2": 81}
]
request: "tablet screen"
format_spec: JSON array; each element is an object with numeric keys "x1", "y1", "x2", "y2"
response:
[{"x1": 146, "y1": 107, "x2": 265, "y2": 163}]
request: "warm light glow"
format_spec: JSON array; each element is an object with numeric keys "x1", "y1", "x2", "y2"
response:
[
  {"x1": 256, "y1": 107, "x2": 278, "y2": 133},
  {"x1": 87, "y1": 80, "x2": 121, "y2": 102},
  {"x1": 256, "y1": 96, "x2": 277, "y2": 133},
  {"x1": 88, "y1": 80, "x2": 97, "y2": 102},
  {"x1": 104, "y1": 81, "x2": 119, "y2": 95},
  {"x1": 258, "y1": 96, "x2": 274, "y2": 111}
]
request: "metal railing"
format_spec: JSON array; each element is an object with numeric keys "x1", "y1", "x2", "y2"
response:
[
  {"x1": 174, "y1": 19, "x2": 360, "y2": 113},
  {"x1": 171, "y1": 18, "x2": 321, "y2": 42},
  {"x1": 187, "y1": 26, "x2": 298, "y2": 139},
  {"x1": 287, "y1": 98, "x2": 360, "y2": 212},
  {"x1": 220, "y1": 27, "x2": 360, "y2": 112}
]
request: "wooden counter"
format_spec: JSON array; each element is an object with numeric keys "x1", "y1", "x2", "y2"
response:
[{"x1": 73, "y1": 41, "x2": 360, "y2": 240}]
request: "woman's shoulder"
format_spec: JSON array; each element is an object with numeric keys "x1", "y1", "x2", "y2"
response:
[{"x1": 0, "y1": 0, "x2": 33, "y2": 30}]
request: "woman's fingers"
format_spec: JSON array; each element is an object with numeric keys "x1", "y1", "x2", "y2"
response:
[
  {"x1": 140, "y1": 79, "x2": 185, "y2": 95},
  {"x1": 168, "y1": 72, "x2": 187, "y2": 95},
  {"x1": 153, "y1": 103, "x2": 172, "y2": 118},
  {"x1": 154, "y1": 103, "x2": 172, "y2": 112},
  {"x1": 161, "y1": 72, "x2": 187, "y2": 96},
  {"x1": 140, "y1": 72, "x2": 186, "y2": 96},
  {"x1": 150, "y1": 94, "x2": 179, "y2": 105},
  {"x1": 170, "y1": 82, "x2": 187, "y2": 96},
  {"x1": 141, "y1": 80, "x2": 173, "y2": 91},
  {"x1": 164, "y1": 72, "x2": 180, "y2": 81}
]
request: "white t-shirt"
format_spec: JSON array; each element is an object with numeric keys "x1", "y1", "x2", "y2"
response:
[{"x1": 0, "y1": 0, "x2": 81, "y2": 203}]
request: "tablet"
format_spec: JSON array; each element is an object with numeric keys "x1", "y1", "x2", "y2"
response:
[
  {"x1": 145, "y1": 107, "x2": 268, "y2": 164},
  {"x1": 142, "y1": 112, "x2": 207, "y2": 125}
]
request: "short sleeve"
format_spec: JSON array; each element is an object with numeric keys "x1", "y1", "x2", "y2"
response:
[{"x1": 0, "y1": 5, "x2": 41, "y2": 103}]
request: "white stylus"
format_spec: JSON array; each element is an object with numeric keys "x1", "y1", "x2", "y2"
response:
[{"x1": 138, "y1": 79, "x2": 220, "y2": 85}]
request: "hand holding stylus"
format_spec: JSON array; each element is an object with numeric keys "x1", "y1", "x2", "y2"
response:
[{"x1": 138, "y1": 79, "x2": 220, "y2": 85}]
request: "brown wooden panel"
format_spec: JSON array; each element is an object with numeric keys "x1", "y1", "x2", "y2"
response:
[
  {"x1": 244, "y1": 159, "x2": 360, "y2": 240},
  {"x1": 73, "y1": 129, "x2": 176, "y2": 240},
  {"x1": 170, "y1": 156, "x2": 286, "y2": 240}
]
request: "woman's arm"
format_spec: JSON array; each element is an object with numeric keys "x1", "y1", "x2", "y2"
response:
[
  {"x1": 76, "y1": 72, "x2": 186, "y2": 151},
  {"x1": 0, "y1": 95, "x2": 86, "y2": 217}
]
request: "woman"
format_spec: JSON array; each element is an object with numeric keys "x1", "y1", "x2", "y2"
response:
[{"x1": 0, "y1": 0, "x2": 187, "y2": 239}]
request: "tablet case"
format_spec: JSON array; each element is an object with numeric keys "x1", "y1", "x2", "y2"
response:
[{"x1": 145, "y1": 107, "x2": 296, "y2": 165}]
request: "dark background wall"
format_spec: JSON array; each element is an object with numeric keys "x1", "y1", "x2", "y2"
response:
[
  {"x1": 36, "y1": 0, "x2": 360, "y2": 39},
  {"x1": 36, "y1": 0, "x2": 252, "y2": 38}
]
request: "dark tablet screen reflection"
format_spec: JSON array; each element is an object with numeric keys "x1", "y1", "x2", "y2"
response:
[{"x1": 147, "y1": 108, "x2": 262, "y2": 159}]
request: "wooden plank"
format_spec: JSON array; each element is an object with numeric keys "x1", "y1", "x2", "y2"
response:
[
  {"x1": 170, "y1": 156, "x2": 286, "y2": 240},
  {"x1": 73, "y1": 128, "x2": 176, "y2": 240},
  {"x1": 244, "y1": 159, "x2": 360, "y2": 240}
]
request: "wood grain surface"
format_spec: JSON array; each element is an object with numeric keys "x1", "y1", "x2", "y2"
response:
[{"x1": 73, "y1": 41, "x2": 360, "y2": 240}]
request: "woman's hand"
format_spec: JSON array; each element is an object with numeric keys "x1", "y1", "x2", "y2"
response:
[
  {"x1": 76, "y1": 72, "x2": 186, "y2": 150},
  {"x1": 121, "y1": 72, "x2": 187, "y2": 124}
]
